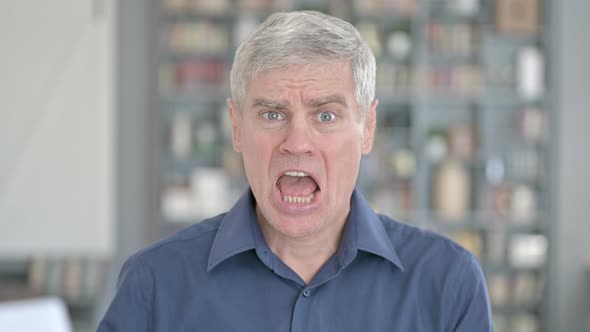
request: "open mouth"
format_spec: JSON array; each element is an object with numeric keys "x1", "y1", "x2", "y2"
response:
[{"x1": 276, "y1": 171, "x2": 320, "y2": 205}]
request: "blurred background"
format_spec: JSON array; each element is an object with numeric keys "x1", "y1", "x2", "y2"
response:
[{"x1": 0, "y1": 0, "x2": 588, "y2": 331}]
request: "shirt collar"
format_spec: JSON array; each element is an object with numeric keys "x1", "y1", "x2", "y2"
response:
[
  {"x1": 207, "y1": 190, "x2": 258, "y2": 271},
  {"x1": 345, "y1": 188, "x2": 404, "y2": 271},
  {"x1": 207, "y1": 188, "x2": 404, "y2": 272}
]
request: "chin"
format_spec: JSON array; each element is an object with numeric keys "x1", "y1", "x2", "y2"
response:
[{"x1": 262, "y1": 206, "x2": 326, "y2": 239}]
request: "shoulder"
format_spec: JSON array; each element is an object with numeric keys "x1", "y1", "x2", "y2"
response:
[
  {"x1": 378, "y1": 215, "x2": 470, "y2": 255},
  {"x1": 377, "y1": 215, "x2": 491, "y2": 327},
  {"x1": 123, "y1": 214, "x2": 225, "y2": 274},
  {"x1": 377, "y1": 214, "x2": 481, "y2": 277}
]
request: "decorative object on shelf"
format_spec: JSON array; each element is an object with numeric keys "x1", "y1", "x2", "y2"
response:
[
  {"x1": 426, "y1": 64, "x2": 482, "y2": 96},
  {"x1": 427, "y1": 21, "x2": 478, "y2": 57},
  {"x1": 190, "y1": 167, "x2": 230, "y2": 217},
  {"x1": 425, "y1": 129, "x2": 448, "y2": 163},
  {"x1": 516, "y1": 107, "x2": 548, "y2": 143},
  {"x1": 490, "y1": 184, "x2": 511, "y2": 218},
  {"x1": 173, "y1": 59, "x2": 227, "y2": 91},
  {"x1": 194, "y1": 119, "x2": 219, "y2": 159},
  {"x1": 164, "y1": 0, "x2": 230, "y2": 14},
  {"x1": 486, "y1": 156, "x2": 505, "y2": 185},
  {"x1": 387, "y1": 28, "x2": 412, "y2": 60},
  {"x1": 496, "y1": 0, "x2": 540, "y2": 35},
  {"x1": 488, "y1": 273, "x2": 510, "y2": 306},
  {"x1": 161, "y1": 167, "x2": 231, "y2": 222},
  {"x1": 376, "y1": 63, "x2": 413, "y2": 96},
  {"x1": 161, "y1": 177, "x2": 194, "y2": 221},
  {"x1": 448, "y1": 123, "x2": 478, "y2": 160},
  {"x1": 391, "y1": 149, "x2": 416, "y2": 179},
  {"x1": 166, "y1": 22, "x2": 229, "y2": 55},
  {"x1": 517, "y1": 46, "x2": 545, "y2": 101},
  {"x1": 371, "y1": 183, "x2": 414, "y2": 222},
  {"x1": 508, "y1": 233, "x2": 547, "y2": 268},
  {"x1": 433, "y1": 158, "x2": 470, "y2": 221},
  {"x1": 509, "y1": 184, "x2": 537, "y2": 223},
  {"x1": 171, "y1": 112, "x2": 193, "y2": 160},
  {"x1": 353, "y1": 0, "x2": 417, "y2": 16},
  {"x1": 448, "y1": 0, "x2": 480, "y2": 17}
]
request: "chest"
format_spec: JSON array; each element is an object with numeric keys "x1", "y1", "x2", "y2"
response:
[{"x1": 150, "y1": 260, "x2": 446, "y2": 332}]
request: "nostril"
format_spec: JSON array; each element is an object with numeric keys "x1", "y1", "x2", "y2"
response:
[{"x1": 280, "y1": 129, "x2": 313, "y2": 155}]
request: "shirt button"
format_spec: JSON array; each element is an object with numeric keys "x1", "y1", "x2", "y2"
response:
[{"x1": 302, "y1": 289, "x2": 311, "y2": 297}]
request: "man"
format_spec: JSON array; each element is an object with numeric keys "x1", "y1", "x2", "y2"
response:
[{"x1": 99, "y1": 11, "x2": 492, "y2": 331}]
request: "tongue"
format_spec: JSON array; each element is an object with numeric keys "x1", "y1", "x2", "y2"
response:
[{"x1": 277, "y1": 176, "x2": 318, "y2": 196}]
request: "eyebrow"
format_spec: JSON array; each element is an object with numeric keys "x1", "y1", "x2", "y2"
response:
[
  {"x1": 306, "y1": 95, "x2": 348, "y2": 108},
  {"x1": 252, "y1": 95, "x2": 348, "y2": 110},
  {"x1": 252, "y1": 98, "x2": 289, "y2": 110}
]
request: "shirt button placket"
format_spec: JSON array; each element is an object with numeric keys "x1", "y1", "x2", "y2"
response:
[{"x1": 291, "y1": 288, "x2": 312, "y2": 332}]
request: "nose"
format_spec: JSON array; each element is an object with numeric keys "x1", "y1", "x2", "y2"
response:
[{"x1": 279, "y1": 115, "x2": 313, "y2": 155}]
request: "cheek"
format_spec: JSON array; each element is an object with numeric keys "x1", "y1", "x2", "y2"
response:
[
  {"x1": 240, "y1": 133, "x2": 274, "y2": 178},
  {"x1": 326, "y1": 134, "x2": 364, "y2": 179}
]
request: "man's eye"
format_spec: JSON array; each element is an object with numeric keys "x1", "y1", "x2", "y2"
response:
[
  {"x1": 262, "y1": 111, "x2": 284, "y2": 121},
  {"x1": 318, "y1": 111, "x2": 336, "y2": 122}
]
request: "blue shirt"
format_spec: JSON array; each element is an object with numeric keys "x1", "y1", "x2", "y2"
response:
[{"x1": 98, "y1": 188, "x2": 493, "y2": 331}]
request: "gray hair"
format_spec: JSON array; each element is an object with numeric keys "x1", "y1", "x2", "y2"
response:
[{"x1": 230, "y1": 11, "x2": 376, "y2": 115}]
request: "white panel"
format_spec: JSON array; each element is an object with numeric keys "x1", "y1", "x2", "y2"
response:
[
  {"x1": 0, "y1": 0, "x2": 113, "y2": 256},
  {"x1": 0, "y1": 297, "x2": 72, "y2": 332},
  {"x1": 554, "y1": 1, "x2": 590, "y2": 330},
  {"x1": 0, "y1": 0, "x2": 91, "y2": 187}
]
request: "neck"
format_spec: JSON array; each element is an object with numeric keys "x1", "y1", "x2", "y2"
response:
[{"x1": 257, "y1": 211, "x2": 346, "y2": 284}]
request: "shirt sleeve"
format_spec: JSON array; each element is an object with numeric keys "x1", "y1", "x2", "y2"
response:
[
  {"x1": 445, "y1": 251, "x2": 494, "y2": 332},
  {"x1": 97, "y1": 256, "x2": 154, "y2": 332}
]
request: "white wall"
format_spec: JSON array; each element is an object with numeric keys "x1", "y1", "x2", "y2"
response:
[{"x1": 0, "y1": 0, "x2": 114, "y2": 256}]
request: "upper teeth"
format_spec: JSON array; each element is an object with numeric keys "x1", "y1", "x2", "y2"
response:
[{"x1": 284, "y1": 171, "x2": 308, "y2": 177}]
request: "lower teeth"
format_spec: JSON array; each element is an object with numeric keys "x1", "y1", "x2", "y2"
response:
[{"x1": 283, "y1": 193, "x2": 314, "y2": 204}]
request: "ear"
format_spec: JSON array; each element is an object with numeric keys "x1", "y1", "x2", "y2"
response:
[
  {"x1": 227, "y1": 98, "x2": 242, "y2": 152},
  {"x1": 361, "y1": 99, "x2": 378, "y2": 155}
]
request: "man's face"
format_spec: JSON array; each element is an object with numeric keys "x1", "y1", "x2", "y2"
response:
[{"x1": 229, "y1": 62, "x2": 377, "y2": 240}]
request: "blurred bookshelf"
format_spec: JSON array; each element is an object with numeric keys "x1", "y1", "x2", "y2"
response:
[
  {"x1": 153, "y1": 0, "x2": 552, "y2": 331},
  {"x1": 0, "y1": 257, "x2": 110, "y2": 332}
]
